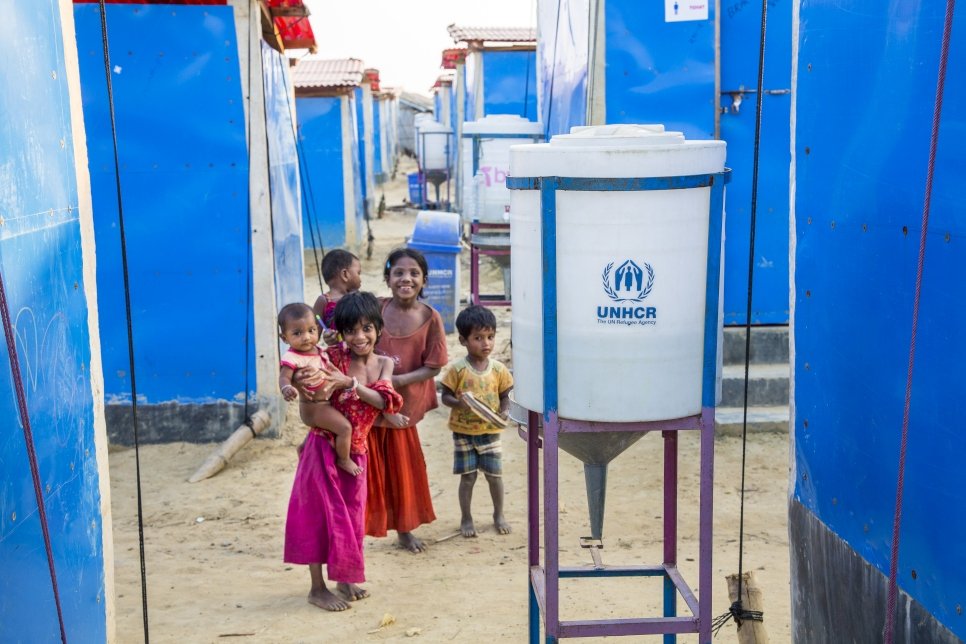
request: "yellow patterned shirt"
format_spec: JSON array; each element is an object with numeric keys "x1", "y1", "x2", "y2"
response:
[{"x1": 441, "y1": 357, "x2": 514, "y2": 435}]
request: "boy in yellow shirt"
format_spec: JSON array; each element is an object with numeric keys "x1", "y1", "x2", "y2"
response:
[{"x1": 440, "y1": 305, "x2": 514, "y2": 538}]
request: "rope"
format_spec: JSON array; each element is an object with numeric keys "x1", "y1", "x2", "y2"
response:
[
  {"x1": 96, "y1": 1, "x2": 150, "y2": 640},
  {"x1": 713, "y1": 0, "x2": 769, "y2": 631},
  {"x1": 884, "y1": 2, "x2": 955, "y2": 641},
  {"x1": 0, "y1": 276, "x2": 68, "y2": 643}
]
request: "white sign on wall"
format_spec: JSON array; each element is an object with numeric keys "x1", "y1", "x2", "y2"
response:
[{"x1": 665, "y1": 0, "x2": 709, "y2": 22}]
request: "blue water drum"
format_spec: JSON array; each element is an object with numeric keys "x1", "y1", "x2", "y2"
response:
[{"x1": 408, "y1": 210, "x2": 461, "y2": 333}]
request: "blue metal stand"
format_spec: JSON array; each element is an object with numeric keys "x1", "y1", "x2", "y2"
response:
[{"x1": 508, "y1": 170, "x2": 731, "y2": 643}]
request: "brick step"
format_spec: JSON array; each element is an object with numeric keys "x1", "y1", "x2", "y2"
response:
[
  {"x1": 715, "y1": 405, "x2": 790, "y2": 435},
  {"x1": 723, "y1": 325, "x2": 789, "y2": 365},
  {"x1": 721, "y1": 362, "x2": 790, "y2": 407}
]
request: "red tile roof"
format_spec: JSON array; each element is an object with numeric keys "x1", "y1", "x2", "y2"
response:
[
  {"x1": 291, "y1": 58, "x2": 365, "y2": 89},
  {"x1": 447, "y1": 25, "x2": 536, "y2": 43}
]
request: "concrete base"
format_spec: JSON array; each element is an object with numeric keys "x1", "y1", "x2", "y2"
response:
[
  {"x1": 789, "y1": 498, "x2": 961, "y2": 643},
  {"x1": 106, "y1": 398, "x2": 280, "y2": 445}
]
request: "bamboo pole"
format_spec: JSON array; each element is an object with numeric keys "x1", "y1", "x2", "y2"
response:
[
  {"x1": 188, "y1": 410, "x2": 272, "y2": 482},
  {"x1": 726, "y1": 571, "x2": 769, "y2": 644}
]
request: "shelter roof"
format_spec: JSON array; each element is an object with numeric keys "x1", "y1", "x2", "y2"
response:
[
  {"x1": 447, "y1": 24, "x2": 536, "y2": 44},
  {"x1": 399, "y1": 92, "x2": 433, "y2": 112},
  {"x1": 291, "y1": 58, "x2": 365, "y2": 89}
]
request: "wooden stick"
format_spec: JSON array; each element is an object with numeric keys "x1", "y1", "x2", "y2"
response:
[
  {"x1": 726, "y1": 571, "x2": 769, "y2": 644},
  {"x1": 188, "y1": 410, "x2": 272, "y2": 482}
]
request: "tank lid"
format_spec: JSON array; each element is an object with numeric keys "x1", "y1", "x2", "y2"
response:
[
  {"x1": 552, "y1": 124, "x2": 685, "y2": 147},
  {"x1": 463, "y1": 114, "x2": 544, "y2": 135},
  {"x1": 417, "y1": 120, "x2": 452, "y2": 133}
]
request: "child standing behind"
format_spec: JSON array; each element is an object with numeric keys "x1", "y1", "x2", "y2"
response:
[
  {"x1": 285, "y1": 292, "x2": 402, "y2": 611},
  {"x1": 313, "y1": 249, "x2": 363, "y2": 343},
  {"x1": 278, "y1": 303, "x2": 358, "y2": 476},
  {"x1": 440, "y1": 305, "x2": 514, "y2": 538},
  {"x1": 368, "y1": 248, "x2": 448, "y2": 553}
]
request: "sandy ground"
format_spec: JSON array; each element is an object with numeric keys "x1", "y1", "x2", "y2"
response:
[{"x1": 108, "y1": 159, "x2": 792, "y2": 643}]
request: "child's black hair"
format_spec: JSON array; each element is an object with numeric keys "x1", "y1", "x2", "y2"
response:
[
  {"x1": 321, "y1": 248, "x2": 359, "y2": 283},
  {"x1": 333, "y1": 291, "x2": 384, "y2": 337},
  {"x1": 455, "y1": 305, "x2": 497, "y2": 339},
  {"x1": 384, "y1": 247, "x2": 429, "y2": 298},
  {"x1": 278, "y1": 302, "x2": 314, "y2": 331}
]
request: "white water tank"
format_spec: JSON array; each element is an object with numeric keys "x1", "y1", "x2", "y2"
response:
[
  {"x1": 416, "y1": 120, "x2": 452, "y2": 172},
  {"x1": 413, "y1": 113, "x2": 434, "y2": 160},
  {"x1": 461, "y1": 115, "x2": 543, "y2": 223},
  {"x1": 510, "y1": 124, "x2": 726, "y2": 422}
]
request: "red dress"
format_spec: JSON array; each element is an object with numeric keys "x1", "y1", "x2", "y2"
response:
[{"x1": 366, "y1": 300, "x2": 448, "y2": 536}]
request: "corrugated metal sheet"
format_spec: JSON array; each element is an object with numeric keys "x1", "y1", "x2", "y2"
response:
[
  {"x1": 447, "y1": 24, "x2": 536, "y2": 43},
  {"x1": 291, "y1": 58, "x2": 364, "y2": 89}
]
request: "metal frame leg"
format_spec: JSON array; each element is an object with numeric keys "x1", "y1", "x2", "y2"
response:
[{"x1": 663, "y1": 430, "x2": 679, "y2": 644}]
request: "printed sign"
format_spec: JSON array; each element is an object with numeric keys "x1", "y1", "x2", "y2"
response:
[
  {"x1": 665, "y1": 0, "x2": 709, "y2": 22},
  {"x1": 597, "y1": 260, "x2": 658, "y2": 326}
]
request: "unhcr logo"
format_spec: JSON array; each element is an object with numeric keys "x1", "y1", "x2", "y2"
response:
[{"x1": 597, "y1": 259, "x2": 657, "y2": 326}]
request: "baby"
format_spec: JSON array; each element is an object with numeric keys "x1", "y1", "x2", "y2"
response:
[{"x1": 278, "y1": 302, "x2": 358, "y2": 476}]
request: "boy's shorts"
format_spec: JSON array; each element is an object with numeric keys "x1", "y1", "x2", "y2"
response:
[{"x1": 452, "y1": 432, "x2": 502, "y2": 476}]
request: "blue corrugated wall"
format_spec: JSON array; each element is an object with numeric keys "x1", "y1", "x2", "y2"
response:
[
  {"x1": 482, "y1": 49, "x2": 538, "y2": 120},
  {"x1": 1, "y1": 4, "x2": 108, "y2": 641},
  {"x1": 372, "y1": 99, "x2": 385, "y2": 181},
  {"x1": 262, "y1": 43, "x2": 305, "y2": 308},
  {"x1": 794, "y1": 1, "x2": 965, "y2": 640},
  {"x1": 355, "y1": 86, "x2": 368, "y2": 209},
  {"x1": 296, "y1": 96, "x2": 348, "y2": 249},
  {"x1": 349, "y1": 91, "x2": 365, "y2": 249},
  {"x1": 718, "y1": 0, "x2": 792, "y2": 324},
  {"x1": 537, "y1": 0, "x2": 589, "y2": 137},
  {"x1": 75, "y1": 5, "x2": 256, "y2": 440}
]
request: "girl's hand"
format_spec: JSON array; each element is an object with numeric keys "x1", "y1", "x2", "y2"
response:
[
  {"x1": 383, "y1": 412, "x2": 410, "y2": 428},
  {"x1": 281, "y1": 384, "x2": 298, "y2": 401},
  {"x1": 293, "y1": 365, "x2": 325, "y2": 392},
  {"x1": 322, "y1": 365, "x2": 353, "y2": 390},
  {"x1": 322, "y1": 329, "x2": 340, "y2": 346}
]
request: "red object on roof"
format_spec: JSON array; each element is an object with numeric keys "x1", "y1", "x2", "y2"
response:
[
  {"x1": 447, "y1": 25, "x2": 536, "y2": 43},
  {"x1": 441, "y1": 48, "x2": 468, "y2": 69},
  {"x1": 266, "y1": 0, "x2": 317, "y2": 52},
  {"x1": 364, "y1": 69, "x2": 380, "y2": 92},
  {"x1": 291, "y1": 58, "x2": 365, "y2": 90}
]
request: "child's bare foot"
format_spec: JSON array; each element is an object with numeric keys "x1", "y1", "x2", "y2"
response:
[
  {"x1": 336, "y1": 582, "x2": 370, "y2": 601},
  {"x1": 494, "y1": 513, "x2": 511, "y2": 535},
  {"x1": 460, "y1": 517, "x2": 477, "y2": 538},
  {"x1": 337, "y1": 458, "x2": 363, "y2": 476},
  {"x1": 397, "y1": 531, "x2": 425, "y2": 553},
  {"x1": 308, "y1": 587, "x2": 350, "y2": 611}
]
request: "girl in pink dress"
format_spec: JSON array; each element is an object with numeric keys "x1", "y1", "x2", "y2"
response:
[{"x1": 284, "y1": 292, "x2": 402, "y2": 611}]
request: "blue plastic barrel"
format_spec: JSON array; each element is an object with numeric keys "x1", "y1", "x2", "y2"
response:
[
  {"x1": 407, "y1": 172, "x2": 423, "y2": 206},
  {"x1": 408, "y1": 211, "x2": 461, "y2": 333}
]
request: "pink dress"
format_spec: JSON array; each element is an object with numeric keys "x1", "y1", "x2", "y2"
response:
[{"x1": 283, "y1": 346, "x2": 402, "y2": 582}]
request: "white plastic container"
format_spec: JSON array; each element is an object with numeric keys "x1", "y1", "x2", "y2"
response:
[
  {"x1": 413, "y1": 113, "x2": 434, "y2": 161},
  {"x1": 461, "y1": 115, "x2": 543, "y2": 223},
  {"x1": 510, "y1": 124, "x2": 726, "y2": 422},
  {"x1": 416, "y1": 120, "x2": 452, "y2": 172}
]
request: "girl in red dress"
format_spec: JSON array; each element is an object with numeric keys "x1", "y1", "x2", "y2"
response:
[{"x1": 368, "y1": 248, "x2": 448, "y2": 553}]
